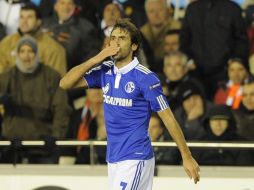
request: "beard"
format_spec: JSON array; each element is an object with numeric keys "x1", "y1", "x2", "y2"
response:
[{"x1": 113, "y1": 49, "x2": 132, "y2": 62}]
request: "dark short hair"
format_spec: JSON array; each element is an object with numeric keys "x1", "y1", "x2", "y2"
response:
[
  {"x1": 21, "y1": 3, "x2": 42, "y2": 19},
  {"x1": 111, "y1": 19, "x2": 141, "y2": 56},
  {"x1": 165, "y1": 29, "x2": 180, "y2": 36}
]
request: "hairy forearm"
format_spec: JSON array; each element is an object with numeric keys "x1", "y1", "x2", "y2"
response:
[
  {"x1": 59, "y1": 44, "x2": 119, "y2": 90},
  {"x1": 158, "y1": 108, "x2": 192, "y2": 160},
  {"x1": 59, "y1": 57, "x2": 98, "y2": 90}
]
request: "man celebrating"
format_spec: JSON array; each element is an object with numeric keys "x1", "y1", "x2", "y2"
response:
[{"x1": 60, "y1": 19, "x2": 200, "y2": 190}]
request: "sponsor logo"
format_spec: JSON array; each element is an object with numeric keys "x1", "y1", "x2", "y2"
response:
[
  {"x1": 103, "y1": 95, "x2": 132, "y2": 107},
  {"x1": 149, "y1": 82, "x2": 160, "y2": 90},
  {"x1": 125, "y1": 81, "x2": 135, "y2": 93},
  {"x1": 105, "y1": 69, "x2": 112, "y2": 75},
  {"x1": 102, "y1": 83, "x2": 110, "y2": 94}
]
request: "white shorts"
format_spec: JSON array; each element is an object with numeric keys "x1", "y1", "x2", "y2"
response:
[{"x1": 108, "y1": 157, "x2": 155, "y2": 190}]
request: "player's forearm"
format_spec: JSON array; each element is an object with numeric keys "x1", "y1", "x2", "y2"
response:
[
  {"x1": 59, "y1": 58, "x2": 97, "y2": 90},
  {"x1": 59, "y1": 44, "x2": 119, "y2": 90},
  {"x1": 158, "y1": 109, "x2": 192, "y2": 160}
]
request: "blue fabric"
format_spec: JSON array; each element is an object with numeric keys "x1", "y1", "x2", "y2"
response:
[{"x1": 84, "y1": 59, "x2": 169, "y2": 163}]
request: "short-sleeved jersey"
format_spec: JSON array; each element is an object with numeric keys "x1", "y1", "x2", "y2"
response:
[{"x1": 84, "y1": 57, "x2": 169, "y2": 163}]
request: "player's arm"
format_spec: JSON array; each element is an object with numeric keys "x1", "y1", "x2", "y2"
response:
[
  {"x1": 59, "y1": 44, "x2": 119, "y2": 90},
  {"x1": 158, "y1": 108, "x2": 200, "y2": 184}
]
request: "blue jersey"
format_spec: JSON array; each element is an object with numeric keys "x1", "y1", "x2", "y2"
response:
[{"x1": 84, "y1": 57, "x2": 169, "y2": 163}]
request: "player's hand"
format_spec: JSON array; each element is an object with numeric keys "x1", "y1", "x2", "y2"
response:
[
  {"x1": 182, "y1": 156, "x2": 200, "y2": 184},
  {"x1": 95, "y1": 43, "x2": 120, "y2": 62}
]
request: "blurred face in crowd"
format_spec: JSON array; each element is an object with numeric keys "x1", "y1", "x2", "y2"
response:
[
  {"x1": 55, "y1": 0, "x2": 75, "y2": 21},
  {"x1": 110, "y1": 28, "x2": 137, "y2": 61},
  {"x1": 103, "y1": 3, "x2": 121, "y2": 27},
  {"x1": 242, "y1": 83, "x2": 254, "y2": 110},
  {"x1": 164, "y1": 33, "x2": 180, "y2": 54},
  {"x1": 145, "y1": 0, "x2": 169, "y2": 27},
  {"x1": 18, "y1": 44, "x2": 36, "y2": 70},
  {"x1": 87, "y1": 89, "x2": 103, "y2": 103},
  {"x1": 163, "y1": 55, "x2": 187, "y2": 81},
  {"x1": 148, "y1": 116, "x2": 163, "y2": 141},
  {"x1": 19, "y1": 10, "x2": 41, "y2": 33},
  {"x1": 209, "y1": 119, "x2": 228, "y2": 136},
  {"x1": 183, "y1": 95, "x2": 203, "y2": 114},
  {"x1": 228, "y1": 61, "x2": 248, "y2": 84}
]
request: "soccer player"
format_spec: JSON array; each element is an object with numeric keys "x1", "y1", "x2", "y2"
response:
[{"x1": 60, "y1": 19, "x2": 200, "y2": 190}]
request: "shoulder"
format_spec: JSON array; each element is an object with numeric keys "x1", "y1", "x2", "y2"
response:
[
  {"x1": 134, "y1": 64, "x2": 161, "y2": 85},
  {"x1": 168, "y1": 19, "x2": 181, "y2": 29},
  {"x1": 38, "y1": 32, "x2": 65, "y2": 52},
  {"x1": 78, "y1": 17, "x2": 94, "y2": 26},
  {"x1": 0, "y1": 67, "x2": 14, "y2": 78},
  {"x1": 77, "y1": 17, "x2": 96, "y2": 31},
  {"x1": 0, "y1": 33, "x2": 19, "y2": 46},
  {"x1": 140, "y1": 23, "x2": 150, "y2": 33},
  {"x1": 86, "y1": 60, "x2": 114, "y2": 74},
  {"x1": 134, "y1": 64, "x2": 153, "y2": 75},
  {"x1": 42, "y1": 16, "x2": 56, "y2": 26},
  {"x1": 41, "y1": 64, "x2": 61, "y2": 80}
]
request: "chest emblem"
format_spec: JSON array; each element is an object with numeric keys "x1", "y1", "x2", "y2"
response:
[{"x1": 125, "y1": 81, "x2": 135, "y2": 93}]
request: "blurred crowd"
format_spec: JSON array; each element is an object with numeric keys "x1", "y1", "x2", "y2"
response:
[{"x1": 0, "y1": 0, "x2": 254, "y2": 166}]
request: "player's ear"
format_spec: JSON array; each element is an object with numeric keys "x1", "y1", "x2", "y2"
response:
[{"x1": 131, "y1": 44, "x2": 138, "y2": 51}]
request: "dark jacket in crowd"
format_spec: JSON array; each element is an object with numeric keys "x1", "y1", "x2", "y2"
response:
[
  {"x1": 233, "y1": 104, "x2": 254, "y2": 141},
  {"x1": 0, "y1": 64, "x2": 71, "y2": 140},
  {"x1": 42, "y1": 14, "x2": 101, "y2": 70},
  {"x1": 165, "y1": 74, "x2": 206, "y2": 111},
  {"x1": 193, "y1": 105, "x2": 253, "y2": 166},
  {"x1": 180, "y1": 0, "x2": 249, "y2": 75}
]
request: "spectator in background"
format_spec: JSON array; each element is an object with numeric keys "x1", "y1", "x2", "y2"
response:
[
  {"x1": 0, "y1": 0, "x2": 24, "y2": 35},
  {"x1": 0, "y1": 22, "x2": 5, "y2": 41},
  {"x1": 0, "y1": 0, "x2": 56, "y2": 35},
  {"x1": 180, "y1": 0, "x2": 249, "y2": 97},
  {"x1": 100, "y1": 1, "x2": 149, "y2": 68},
  {"x1": 141, "y1": 0, "x2": 181, "y2": 73},
  {"x1": 163, "y1": 29, "x2": 180, "y2": 55},
  {"x1": 233, "y1": 79, "x2": 254, "y2": 141},
  {"x1": 0, "y1": 36, "x2": 71, "y2": 163},
  {"x1": 174, "y1": 82, "x2": 212, "y2": 141},
  {"x1": 42, "y1": 0, "x2": 101, "y2": 70},
  {"x1": 193, "y1": 105, "x2": 252, "y2": 166},
  {"x1": 75, "y1": 88, "x2": 105, "y2": 164},
  {"x1": 0, "y1": 3, "x2": 67, "y2": 76},
  {"x1": 120, "y1": 0, "x2": 147, "y2": 28},
  {"x1": 100, "y1": 1, "x2": 123, "y2": 46},
  {"x1": 214, "y1": 58, "x2": 250, "y2": 109},
  {"x1": 148, "y1": 113, "x2": 180, "y2": 165},
  {"x1": 162, "y1": 51, "x2": 205, "y2": 111}
]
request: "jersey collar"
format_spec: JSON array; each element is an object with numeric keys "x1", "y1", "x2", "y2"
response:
[{"x1": 113, "y1": 57, "x2": 139, "y2": 75}]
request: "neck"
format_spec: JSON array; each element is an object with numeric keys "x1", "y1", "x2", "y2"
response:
[
  {"x1": 115, "y1": 55, "x2": 133, "y2": 69},
  {"x1": 151, "y1": 22, "x2": 167, "y2": 36}
]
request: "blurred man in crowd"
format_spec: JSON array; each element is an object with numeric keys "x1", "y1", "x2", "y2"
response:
[
  {"x1": 42, "y1": 0, "x2": 101, "y2": 70},
  {"x1": 214, "y1": 58, "x2": 250, "y2": 109},
  {"x1": 233, "y1": 79, "x2": 254, "y2": 141},
  {"x1": 141, "y1": 0, "x2": 181, "y2": 73},
  {"x1": 0, "y1": 3, "x2": 67, "y2": 76},
  {"x1": 193, "y1": 105, "x2": 252, "y2": 166},
  {"x1": 180, "y1": 0, "x2": 249, "y2": 97},
  {"x1": 0, "y1": 36, "x2": 71, "y2": 163}
]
